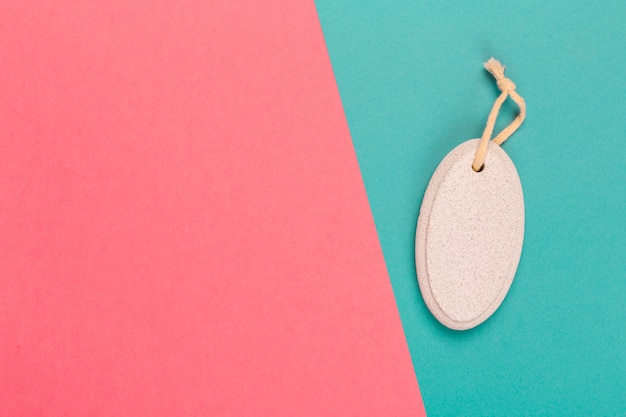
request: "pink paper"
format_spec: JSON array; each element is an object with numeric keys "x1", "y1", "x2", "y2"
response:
[{"x1": 0, "y1": 1, "x2": 425, "y2": 415}]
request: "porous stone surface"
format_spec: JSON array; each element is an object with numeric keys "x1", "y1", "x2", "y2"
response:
[{"x1": 416, "y1": 139, "x2": 524, "y2": 330}]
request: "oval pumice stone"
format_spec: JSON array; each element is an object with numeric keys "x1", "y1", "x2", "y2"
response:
[{"x1": 416, "y1": 139, "x2": 524, "y2": 330}]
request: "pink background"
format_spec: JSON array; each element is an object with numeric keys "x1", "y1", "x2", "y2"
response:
[{"x1": 0, "y1": 1, "x2": 424, "y2": 415}]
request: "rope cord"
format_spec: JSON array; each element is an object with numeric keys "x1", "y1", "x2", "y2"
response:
[{"x1": 472, "y1": 58, "x2": 526, "y2": 172}]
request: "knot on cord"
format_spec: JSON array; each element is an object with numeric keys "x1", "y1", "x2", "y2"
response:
[
  {"x1": 484, "y1": 57, "x2": 516, "y2": 91},
  {"x1": 496, "y1": 78, "x2": 516, "y2": 92}
]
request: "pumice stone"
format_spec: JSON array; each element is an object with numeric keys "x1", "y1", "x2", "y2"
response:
[
  {"x1": 415, "y1": 58, "x2": 527, "y2": 331},
  {"x1": 415, "y1": 139, "x2": 524, "y2": 330}
]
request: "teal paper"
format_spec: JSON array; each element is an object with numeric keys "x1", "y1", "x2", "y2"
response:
[{"x1": 315, "y1": 1, "x2": 626, "y2": 415}]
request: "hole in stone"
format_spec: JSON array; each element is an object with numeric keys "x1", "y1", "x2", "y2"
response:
[{"x1": 472, "y1": 163, "x2": 485, "y2": 173}]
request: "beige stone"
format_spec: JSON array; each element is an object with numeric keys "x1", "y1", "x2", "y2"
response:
[{"x1": 416, "y1": 139, "x2": 524, "y2": 330}]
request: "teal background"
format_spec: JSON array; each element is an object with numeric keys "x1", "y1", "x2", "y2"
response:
[{"x1": 314, "y1": 1, "x2": 626, "y2": 416}]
